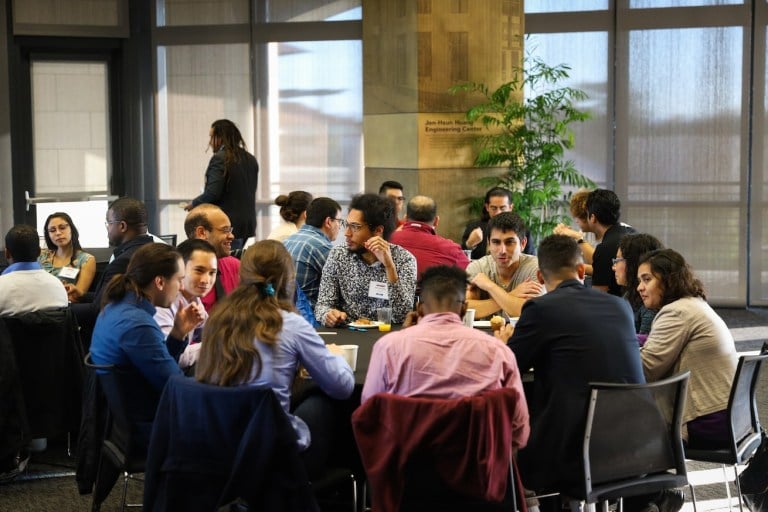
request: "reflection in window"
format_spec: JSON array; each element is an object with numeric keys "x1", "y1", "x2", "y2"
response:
[
  {"x1": 525, "y1": 32, "x2": 609, "y2": 185},
  {"x1": 264, "y1": 39, "x2": 362, "y2": 234}
]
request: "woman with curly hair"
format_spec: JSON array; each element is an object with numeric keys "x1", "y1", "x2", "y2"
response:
[
  {"x1": 38, "y1": 212, "x2": 96, "y2": 302},
  {"x1": 267, "y1": 190, "x2": 313, "y2": 242},
  {"x1": 612, "y1": 233, "x2": 664, "y2": 336},
  {"x1": 195, "y1": 240, "x2": 353, "y2": 476},
  {"x1": 186, "y1": 119, "x2": 259, "y2": 247},
  {"x1": 638, "y1": 248, "x2": 738, "y2": 448}
]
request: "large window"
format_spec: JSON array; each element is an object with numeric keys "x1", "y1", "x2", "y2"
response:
[
  {"x1": 153, "y1": 0, "x2": 362, "y2": 240},
  {"x1": 527, "y1": 2, "x2": 759, "y2": 305}
]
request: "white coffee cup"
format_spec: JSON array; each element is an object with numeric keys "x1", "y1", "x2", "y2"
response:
[
  {"x1": 463, "y1": 308, "x2": 476, "y2": 328},
  {"x1": 339, "y1": 344, "x2": 359, "y2": 371}
]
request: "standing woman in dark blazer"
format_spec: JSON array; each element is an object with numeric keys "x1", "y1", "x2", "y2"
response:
[{"x1": 186, "y1": 119, "x2": 259, "y2": 248}]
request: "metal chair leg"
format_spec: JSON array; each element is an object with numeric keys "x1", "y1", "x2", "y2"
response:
[
  {"x1": 689, "y1": 482, "x2": 699, "y2": 512},
  {"x1": 722, "y1": 464, "x2": 734, "y2": 512},
  {"x1": 120, "y1": 471, "x2": 129, "y2": 512},
  {"x1": 733, "y1": 464, "x2": 745, "y2": 512}
]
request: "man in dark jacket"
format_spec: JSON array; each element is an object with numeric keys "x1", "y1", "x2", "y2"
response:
[{"x1": 505, "y1": 235, "x2": 644, "y2": 493}]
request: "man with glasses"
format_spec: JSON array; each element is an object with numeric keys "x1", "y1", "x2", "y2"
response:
[
  {"x1": 183, "y1": 204, "x2": 240, "y2": 313},
  {"x1": 315, "y1": 193, "x2": 417, "y2": 327},
  {"x1": 284, "y1": 197, "x2": 343, "y2": 311},
  {"x1": 72, "y1": 197, "x2": 155, "y2": 338},
  {"x1": 379, "y1": 180, "x2": 406, "y2": 228}
]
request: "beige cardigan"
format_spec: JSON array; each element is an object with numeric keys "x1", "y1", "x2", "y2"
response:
[{"x1": 641, "y1": 296, "x2": 738, "y2": 427}]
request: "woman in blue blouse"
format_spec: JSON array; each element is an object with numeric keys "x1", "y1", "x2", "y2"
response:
[{"x1": 196, "y1": 240, "x2": 354, "y2": 476}]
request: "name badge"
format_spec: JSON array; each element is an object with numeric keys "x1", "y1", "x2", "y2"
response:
[
  {"x1": 368, "y1": 281, "x2": 389, "y2": 300},
  {"x1": 59, "y1": 267, "x2": 79, "y2": 280}
]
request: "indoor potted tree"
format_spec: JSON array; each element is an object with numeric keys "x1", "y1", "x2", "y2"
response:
[{"x1": 452, "y1": 56, "x2": 595, "y2": 245}]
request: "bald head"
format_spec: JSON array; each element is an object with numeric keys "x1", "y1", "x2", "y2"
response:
[
  {"x1": 405, "y1": 195, "x2": 437, "y2": 224},
  {"x1": 184, "y1": 204, "x2": 234, "y2": 257}
]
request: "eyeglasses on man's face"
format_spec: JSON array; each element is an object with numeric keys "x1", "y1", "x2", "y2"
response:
[
  {"x1": 344, "y1": 220, "x2": 371, "y2": 233},
  {"x1": 104, "y1": 220, "x2": 122, "y2": 228},
  {"x1": 211, "y1": 226, "x2": 235, "y2": 234}
]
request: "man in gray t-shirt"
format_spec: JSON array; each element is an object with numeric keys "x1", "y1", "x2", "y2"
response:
[{"x1": 466, "y1": 212, "x2": 544, "y2": 318}]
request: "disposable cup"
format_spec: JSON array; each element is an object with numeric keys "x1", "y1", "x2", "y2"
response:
[
  {"x1": 339, "y1": 344, "x2": 359, "y2": 371},
  {"x1": 463, "y1": 308, "x2": 476, "y2": 328}
]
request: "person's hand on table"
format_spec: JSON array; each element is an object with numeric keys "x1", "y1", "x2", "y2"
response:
[
  {"x1": 323, "y1": 309, "x2": 348, "y2": 327},
  {"x1": 494, "y1": 323, "x2": 514, "y2": 343}
]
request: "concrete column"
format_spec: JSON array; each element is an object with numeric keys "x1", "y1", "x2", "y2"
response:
[{"x1": 363, "y1": 0, "x2": 524, "y2": 241}]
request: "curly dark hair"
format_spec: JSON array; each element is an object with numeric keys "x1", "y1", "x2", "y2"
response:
[
  {"x1": 349, "y1": 193, "x2": 397, "y2": 240},
  {"x1": 638, "y1": 249, "x2": 706, "y2": 305},
  {"x1": 619, "y1": 233, "x2": 664, "y2": 309}
]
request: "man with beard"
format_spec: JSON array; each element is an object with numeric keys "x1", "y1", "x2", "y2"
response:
[{"x1": 315, "y1": 193, "x2": 416, "y2": 326}]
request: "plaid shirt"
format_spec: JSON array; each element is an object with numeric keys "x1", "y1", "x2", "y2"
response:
[{"x1": 284, "y1": 224, "x2": 333, "y2": 309}]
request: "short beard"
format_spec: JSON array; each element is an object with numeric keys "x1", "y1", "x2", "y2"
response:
[{"x1": 347, "y1": 245, "x2": 367, "y2": 256}]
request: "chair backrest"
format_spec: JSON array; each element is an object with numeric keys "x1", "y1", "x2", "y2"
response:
[
  {"x1": 582, "y1": 371, "x2": 690, "y2": 496},
  {"x1": 83, "y1": 352, "x2": 137, "y2": 462},
  {"x1": 726, "y1": 354, "x2": 768, "y2": 459},
  {"x1": 352, "y1": 388, "x2": 526, "y2": 512},
  {"x1": 157, "y1": 234, "x2": 177, "y2": 246},
  {"x1": 143, "y1": 375, "x2": 316, "y2": 512},
  {"x1": 2, "y1": 307, "x2": 85, "y2": 438}
]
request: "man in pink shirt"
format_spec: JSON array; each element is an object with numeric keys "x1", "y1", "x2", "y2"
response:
[
  {"x1": 389, "y1": 195, "x2": 470, "y2": 279},
  {"x1": 361, "y1": 265, "x2": 529, "y2": 447}
]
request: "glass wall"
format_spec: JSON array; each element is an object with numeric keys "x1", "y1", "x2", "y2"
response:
[
  {"x1": 527, "y1": 1, "x2": 758, "y2": 305},
  {"x1": 153, "y1": 0, "x2": 362, "y2": 240}
]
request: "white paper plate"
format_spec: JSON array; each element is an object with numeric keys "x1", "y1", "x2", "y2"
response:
[{"x1": 348, "y1": 320, "x2": 381, "y2": 329}]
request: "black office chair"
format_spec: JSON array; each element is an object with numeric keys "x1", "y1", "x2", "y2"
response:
[
  {"x1": 83, "y1": 353, "x2": 146, "y2": 512},
  {"x1": 3, "y1": 307, "x2": 84, "y2": 454},
  {"x1": 686, "y1": 354, "x2": 768, "y2": 512},
  {"x1": 157, "y1": 234, "x2": 177, "y2": 246},
  {"x1": 143, "y1": 374, "x2": 320, "y2": 511},
  {"x1": 565, "y1": 371, "x2": 690, "y2": 512}
]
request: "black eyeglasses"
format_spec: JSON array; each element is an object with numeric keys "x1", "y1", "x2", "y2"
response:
[{"x1": 344, "y1": 221, "x2": 371, "y2": 233}]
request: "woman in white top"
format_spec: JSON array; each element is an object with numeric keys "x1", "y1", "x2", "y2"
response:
[{"x1": 267, "y1": 191, "x2": 313, "y2": 242}]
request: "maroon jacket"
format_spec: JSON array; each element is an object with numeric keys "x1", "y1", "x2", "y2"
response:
[
  {"x1": 389, "y1": 221, "x2": 469, "y2": 279},
  {"x1": 352, "y1": 388, "x2": 527, "y2": 512}
]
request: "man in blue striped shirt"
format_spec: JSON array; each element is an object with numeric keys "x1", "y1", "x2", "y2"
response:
[{"x1": 283, "y1": 197, "x2": 342, "y2": 311}]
